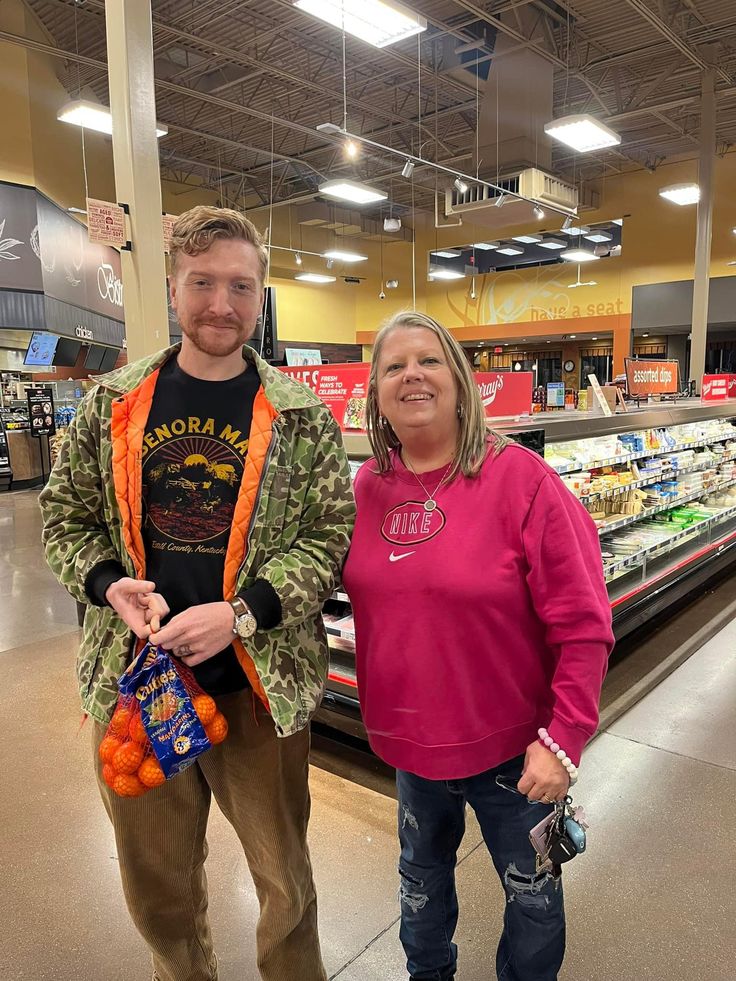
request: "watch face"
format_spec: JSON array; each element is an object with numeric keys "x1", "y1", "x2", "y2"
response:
[
  {"x1": 236, "y1": 614, "x2": 257, "y2": 639},
  {"x1": 564, "y1": 360, "x2": 575, "y2": 372}
]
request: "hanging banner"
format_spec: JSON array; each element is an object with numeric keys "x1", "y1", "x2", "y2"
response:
[
  {"x1": 625, "y1": 358, "x2": 679, "y2": 397},
  {"x1": 701, "y1": 374, "x2": 736, "y2": 401},
  {"x1": 474, "y1": 371, "x2": 534, "y2": 418},
  {"x1": 280, "y1": 364, "x2": 369, "y2": 431},
  {"x1": 26, "y1": 387, "x2": 56, "y2": 438},
  {"x1": 86, "y1": 198, "x2": 126, "y2": 248}
]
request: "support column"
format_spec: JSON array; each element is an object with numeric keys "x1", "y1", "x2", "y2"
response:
[
  {"x1": 689, "y1": 69, "x2": 716, "y2": 391},
  {"x1": 105, "y1": 0, "x2": 169, "y2": 361}
]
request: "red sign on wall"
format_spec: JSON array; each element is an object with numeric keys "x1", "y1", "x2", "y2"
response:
[
  {"x1": 702, "y1": 374, "x2": 736, "y2": 401},
  {"x1": 280, "y1": 364, "x2": 370, "y2": 431},
  {"x1": 625, "y1": 358, "x2": 679, "y2": 397},
  {"x1": 473, "y1": 371, "x2": 534, "y2": 418}
]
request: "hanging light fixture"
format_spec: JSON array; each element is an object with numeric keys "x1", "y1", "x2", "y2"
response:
[
  {"x1": 58, "y1": 99, "x2": 168, "y2": 137},
  {"x1": 533, "y1": 205, "x2": 545, "y2": 220},
  {"x1": 453, "y1": 177, "x2": 469, "y2": 194},
  {"x1": 544, "y1": 114, "x2": 621, "y2": 152},
  {"x1": 295, "y1": 252, "x2": 303, "y2": 265},
  {"x1": 401, "y1": 159, "x2": 415, "y2": 179}
]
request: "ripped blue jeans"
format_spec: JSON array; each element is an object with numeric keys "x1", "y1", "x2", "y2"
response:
[{"x1": 396, "y1": 755, "x2": 565, "y2": 981}]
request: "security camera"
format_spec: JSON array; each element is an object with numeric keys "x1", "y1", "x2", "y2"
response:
[{"x1": 379, "y1": 290, "x2": 386, "y2": 300}]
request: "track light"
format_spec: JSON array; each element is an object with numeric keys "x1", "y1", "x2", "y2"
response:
[
  {"x1": 295, "y1": 252, "x2": 302, "y2": 265},
  {"x1": 384, "y1": 216, "x2": 402, "y2": 232},
  {"x1": 454, "y1": 177, "x2": 469, "y2": 194},
  {"x1": 345, "y1": 140, "x2": 359, "y2": 159},
  {"x1": 401, "y1": 159, "x2": 415, "y2": 179},
  {"x1": 533, "y1": 205, "x2": 545, "y2": 220},
  {"x1": 494, "y1": 194, "x2": 507, "y2": 208},
  {"x1": 562, "y1": 215, "x2": 573, "y2": 231},
  {"x1": 325, "y1": 258, "x2": 334, "y2": 269}
]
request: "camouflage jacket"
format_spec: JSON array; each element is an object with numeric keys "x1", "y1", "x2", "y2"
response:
[{"x1": 39, "y1": 344, "x2": 355, "y2": 735}]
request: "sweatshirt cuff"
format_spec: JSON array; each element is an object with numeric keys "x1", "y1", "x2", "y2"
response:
[
  {"x1": 84, "y1": 560, "x2": 127, "y2": 607},
  {"x1": 238, "y1": 579, "x2": 282, "y2": 630},
  {"x1": 544, "y1": 717, "x2": 592, "y2": 768}
]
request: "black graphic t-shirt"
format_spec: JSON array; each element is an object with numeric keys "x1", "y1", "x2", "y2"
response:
[{"x1": 142, "y1": 357, "x2": 261, "y2": 694}]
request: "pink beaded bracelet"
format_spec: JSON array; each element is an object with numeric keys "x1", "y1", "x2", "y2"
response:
[{"x1": 538, "y1": 728, "x2": 578, "y2": 785}]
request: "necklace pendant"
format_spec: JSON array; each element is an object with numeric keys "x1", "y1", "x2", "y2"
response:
[{"x1": 424, "y1": 499, "x2": 437, "y2": 512}]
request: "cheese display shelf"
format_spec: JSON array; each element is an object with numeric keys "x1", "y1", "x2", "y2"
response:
[{"x1": 316, "y1": 401, "x2": 736, "y2": 737}]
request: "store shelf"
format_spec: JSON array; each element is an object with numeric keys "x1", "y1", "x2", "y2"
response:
[
  {"x1": 550, "y1": 431, "x2": 736, "y2": 476},
  {"x1": 596, "y1": 476, "x2": 736, "y2": 536},
  {"x1": 580, "y1": 451, "x2": 736, "y2": 502}
]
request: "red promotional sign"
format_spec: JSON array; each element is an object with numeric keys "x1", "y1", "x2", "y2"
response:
[
  {"x1": 280, "y1": 364, "x2": 370, "y2": 431},
  {"x1": 702, "y1": 374, "x2": 736, "y2": 401},
  {"x1": 473, "y1": 371, "x2": 534, "y2": 418},
  {"x1": 625, "y1": 358, "x2": 679, "y2": 397}
]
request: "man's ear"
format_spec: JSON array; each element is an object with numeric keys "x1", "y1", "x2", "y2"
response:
[{"x1": 168, "y1": 275, "x2": 178, "y2": 311}]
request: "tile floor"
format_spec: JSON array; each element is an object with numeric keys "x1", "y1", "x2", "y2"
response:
[{"x1": 1, "y1": 489, "x2": 734, "y2": 981}]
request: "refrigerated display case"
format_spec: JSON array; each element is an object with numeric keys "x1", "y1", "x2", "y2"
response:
[{"x1": 316, "y1": 401, "x2": 736, "y2": 737}]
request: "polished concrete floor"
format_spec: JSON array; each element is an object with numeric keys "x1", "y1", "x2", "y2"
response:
[{"x1": 1, "y1": 488, "x2": 735, "y2": 981}]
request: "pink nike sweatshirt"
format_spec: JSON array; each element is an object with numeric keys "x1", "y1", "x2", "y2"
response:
[{"x1": 342, "y1": 443, "x2": 614, "y2": 780}]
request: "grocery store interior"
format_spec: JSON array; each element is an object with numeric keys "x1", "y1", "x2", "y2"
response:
[{"x1": 1, "y1": 0, "x2": 736, "y2": 979}]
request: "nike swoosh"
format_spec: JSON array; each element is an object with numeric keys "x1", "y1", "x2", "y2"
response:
[{"x1": 389, "y1": 550, "x2": 416, "y2": 562}]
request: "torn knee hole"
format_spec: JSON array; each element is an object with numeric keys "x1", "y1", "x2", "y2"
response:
[
  {"x1": 503, "y1": 862, "x2": 559, "y2": 907},
  {"x1": 398, "y1": 867, "x2": 429, "y2": 913}
]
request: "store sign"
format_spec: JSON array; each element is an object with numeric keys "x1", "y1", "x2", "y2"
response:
[
  {"x1": 75, "y1": 324, "x2": 94, "y2": 340},
  {"x1": 625, "y1": 358, "x2": 679, "y2": 397},
  {"x1": 701, "y1": 374, "x2": 736, "y2": 401},
  {"x1": 546, "y1": 381, "x2": 565, "y2": 408},
  {"x1": 26, "y1": 387, "x2": 56, "y2": 439},
  {"x1": 86, "y1": 198, "x2": 126, "y2": 247},
  {"x1": 474, "y1": 371, "x2": 533, "y2": 418},
  {"x1": 285, "y1": 348, "x2": 322, "y2": 366},
  {"x1": 280, "y1": 364, "x2": 369, "y2": 431}
]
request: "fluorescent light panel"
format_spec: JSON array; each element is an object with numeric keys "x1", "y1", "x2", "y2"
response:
[
  {"x1": 472, "y1": 242, "x2": 499, "y2": 250},
  {"x1": 429, "y1": 268, "x2": 465, "y2": 280},
  {"x1": 322, "y1": 249, "x2": 368, "y2": 262},
  {"x1": 537, "y1": 237, "x2": 567, "y2": 250},
  {"x1": 296, "y1": 272, "x2": 337, "y2": 283},
  {"x1": 318, "y1": 179, "x2": 387, "y2": 204},
  {"x1": 432, "y1": 249, "x2": 461, "y2": 258},
  {"x1": 584, "y1": 229, "x2": 613, "y2": 243},
  {"x1": 496, "y1": 244, "x2": 524, "y2": 256},
  {"x1": 512, "y1": 234, "x2": 542, "y2": 244},
  {"x1": 560, "y1": 248, "x2": 600, "y2": 263},
  {"x1": 659, "y1": 183, "x2": 700, "y2": 205},
  {"x1": 544, "y1": 114, "x2": 621, "y2": 152},
  {"x1": 293, "y1": 0, "x2": 426, "y2": 48},
  {"x1": 57, "y1": 100, "x2": 168, "y2": 137}
]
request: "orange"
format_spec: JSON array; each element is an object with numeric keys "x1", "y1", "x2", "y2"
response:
[
  {"x1": 138, "y1": 756, "x2": 166, "y2": 788},
  {"x1": 205, "y1": 712, "x2": 228, "y2": 746},
  {"x1": 128, "y1": 713, "x2": 149, "y2": 745},
  {"x1": 99, "y1": 735, "x2": 124, "y2": 765},
  {"x1": 193, "y1": 694, "x2": 217, "y2": 727},
  {"x1": 112, "y1": 741, "x2": 145, "y2": 775},
  {"x1": 113, "y1": 773, "x2": 147, "y2": 798},
  {"x1": 108, "y1": 706, "x2": 134, "y2": 737},
  {"x1": 102, "y1": 763, "x2": 117, "y2": 789}
]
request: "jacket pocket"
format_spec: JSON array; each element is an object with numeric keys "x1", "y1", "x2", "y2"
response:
[{"x1": 262, "y1": 465, "x2": 291, "y2": 532}]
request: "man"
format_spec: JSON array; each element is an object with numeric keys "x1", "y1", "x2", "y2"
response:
[{"x1": 40, "y1": 206, "x2": 355, "y2": 981}]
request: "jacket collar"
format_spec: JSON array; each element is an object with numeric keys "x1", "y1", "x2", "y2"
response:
[{"x1": 94, "y1": 343, "x2": 321, "y2": 413}]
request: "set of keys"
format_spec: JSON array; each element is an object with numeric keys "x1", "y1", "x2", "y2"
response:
[{"x1": 529, "y1": 796, "x2": 588, "y2": 873}]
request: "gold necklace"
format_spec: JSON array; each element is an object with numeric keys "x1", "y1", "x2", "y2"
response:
[{"x1": 404, "y1": 458, "x2": 454, "y2": 512}]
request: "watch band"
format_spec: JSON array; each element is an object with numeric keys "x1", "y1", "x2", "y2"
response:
[{"x1": 229, "y1": 596, "x2": 249, "y2": 619}]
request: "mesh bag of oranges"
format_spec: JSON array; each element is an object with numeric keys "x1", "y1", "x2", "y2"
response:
[{"x1": 99, "y1": 642, "x2": 228, "y2": 798}]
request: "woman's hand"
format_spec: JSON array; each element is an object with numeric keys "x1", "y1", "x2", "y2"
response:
[{"x1": 516, "y1": 740, "x2": 570, "y2": 803}]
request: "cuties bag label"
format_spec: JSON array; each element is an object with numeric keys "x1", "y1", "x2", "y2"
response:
[{"x1": 119, "y1": 644, "x2": 211, "y2": 779}]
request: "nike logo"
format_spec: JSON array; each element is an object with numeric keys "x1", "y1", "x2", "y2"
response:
[{"x1": 389, "y1": 550, "x2": 416, "y2": 562}]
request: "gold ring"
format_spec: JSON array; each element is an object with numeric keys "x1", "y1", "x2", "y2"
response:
[
  {"x1": 542, "y1": 793, "x2": 554, "y2": 803},
  {"x1": 178, "y1": 645, "x2": 192, "y2": 656}
]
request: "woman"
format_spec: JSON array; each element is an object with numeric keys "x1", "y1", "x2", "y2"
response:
[{"x1": 342, "y1": 311, "x2": 613, "y2": 981}]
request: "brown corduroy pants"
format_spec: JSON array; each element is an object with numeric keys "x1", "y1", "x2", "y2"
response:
[{"x1": 93, "y1": 689, "x2": 327, "y2": 981}]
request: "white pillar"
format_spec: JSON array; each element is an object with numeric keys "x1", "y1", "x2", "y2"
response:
[
  {"x1": 689, "y1": 70, "x2": 716, "y2": 391},
  {"x1": 105, "y1": 0, "x2": 169, "y2": 361}
]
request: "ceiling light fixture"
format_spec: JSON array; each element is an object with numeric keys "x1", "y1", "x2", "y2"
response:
[
  {"x1": 295, "y1": 252, "x2": 303, "y2": 265},
  {"x1": 58, "y1": 99, "x2": 168, "y2": 137},
  {"x1": 294, "y1": 0, "x2": 427, "y2": 48},
  {"x1": 318, "y1": 178, "x2": 388, "y2": 204},
  {"x1": 512, "y1": 234, "x2": 542, "y2": 245},
  {"x1": 401, "y1": 159, "x2": 415, "y2": 179},
  {"x1": 537, "y1": 237, "x2": 567, "y2": 250},
  {"x1": 533, "y1": 205, "x2": 545, "y2": 220},
  {"x1": 345, "y1": 139, "x2": 359, "y2": 159},
  {"x1": 429, "y1": 268, "x2": 465, "y2": 280},
  {"x1": 584, "y1": 229, "x2": 613, "y2": 243},
  {"x1": 659, "y1": 183, "x2": 700, "y2": 205},
  {"x1": 432, "y1": 249, "x2": 461, "y2": 258},
  {"x1": 384, "y1": 216, "x2": 402, "y2": 232},
  {"x1": 472, "y1": 242, "x2": 499, "y2": 250},
  {"x1": 562, "y1": 215, "x2": 574, "y2": 231},
  {"x1": 562, "y1": 223, "x2": 590, "y2": 236},
  {"x1": 323, "y1": 249, "x2": 368, "y2": 262},
  {"x1": 560, "y1": 248, "x2": 600, "y2": 263},
  {"x1": 496, "y1": 243, "x2": 524, "y2": 256},
  {"x1": 296, "y1": 272, "x2": 337, "y2": 283},
  {"x1": 454, "y1": 177, "x2": 469, "y2": 194},
  {"x1": 325, "y1": 258, "x2": 334, "y2": 269},
  {"x1": 544, "y1": 114, "x2": 621, "y2": 152},
  {"x1": 494, "y1": 194, "x2": 507, "y2": 208}
]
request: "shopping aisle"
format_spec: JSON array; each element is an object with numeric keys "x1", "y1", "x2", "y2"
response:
[{"x1": 1, "y1": 488, "x2": 734, "y2": 981}]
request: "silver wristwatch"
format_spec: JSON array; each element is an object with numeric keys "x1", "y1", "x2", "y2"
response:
[{"x1": 229, "y1": 597, "x2": 257, "y2": 640}]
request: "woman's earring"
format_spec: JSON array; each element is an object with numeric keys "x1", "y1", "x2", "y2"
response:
[
  {"x1": 457, "y1": 403, "x2": 464, "y2": 419},
  {"x1": 379, "y1": 416, "x2": 386, "y2": 429}
]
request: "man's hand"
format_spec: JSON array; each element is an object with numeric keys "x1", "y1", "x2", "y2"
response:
[
  {"x1": 106, "y1": 578, "x2": 164, "y2": 639},
  {"x1": 516, "y1": 740, "x2": 570, "y2": 803},
  {"x1": 148, "y1": 602, "x2": 234, "y2": 667}
]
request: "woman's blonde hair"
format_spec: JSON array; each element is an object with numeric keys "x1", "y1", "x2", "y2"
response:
[
  {"x1": 169, "y1": 205, "x2": 268, "y2": 283},
  {"x1": 365, "y1": 310, "x2": 510, "y2": 478}
]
